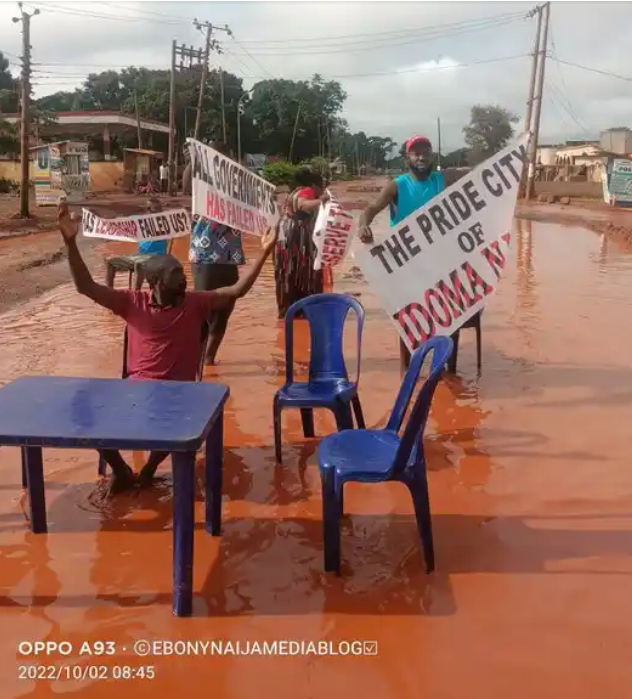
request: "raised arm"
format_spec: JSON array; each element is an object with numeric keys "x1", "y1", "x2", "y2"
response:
[
  {"x1": 357, "y1": 179, "x2": 397, "y2": 243},
  {"x1": 58, "y1": 203, "x2": 131, "y2": 315}
]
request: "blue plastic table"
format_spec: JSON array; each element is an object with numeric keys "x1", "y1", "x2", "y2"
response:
[{"x1": 0, "y1": 375, "x2": 229, "y2": 617}]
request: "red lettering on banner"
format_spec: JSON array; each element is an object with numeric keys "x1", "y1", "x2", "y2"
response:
[
  {"x1": 480, "y1": 233, "x2": 511, "y2": 279},
  {"x1": 393, "y1": 261, "x2": 494, "y2": 349},
  {"x1": 206, "y1": 193, "x2": 226, "y2": 222}
]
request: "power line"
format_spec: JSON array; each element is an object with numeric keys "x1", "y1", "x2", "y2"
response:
[
  {"x1": 550, "y1": 57, "x2": 632, "y2": 83},
  {"x1": 27, "y1": 53, "x2": 530, "y2": 85},
  {"x1": 220, "y1": 16, "x2": 529, "y2": 56}
]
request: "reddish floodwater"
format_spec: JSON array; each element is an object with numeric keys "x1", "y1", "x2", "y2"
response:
[{"x1": 1, "y1": 216, "x2": 632, "y2": 698}]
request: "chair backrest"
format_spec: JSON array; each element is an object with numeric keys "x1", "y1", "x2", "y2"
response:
[
  {"x1": 387, "y1": 336, "x2": 454, "y2": 475},
  {"x1": 284, "y1": 293, "x2": 365, "y2": 385}
]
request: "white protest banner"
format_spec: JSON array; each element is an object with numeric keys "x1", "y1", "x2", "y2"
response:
[
  {"x1": 81, "y1": 208, "x2": 191, "y2": 242},
  {"x1": 355, "y1": 132, "x2": 530, "y2": 352},
  {"x1": 313, "y1": 192, "x2": 354, "y2": 270},
  {"x1": 187, "y1": 138, "x2": 279, "y2": 236}
]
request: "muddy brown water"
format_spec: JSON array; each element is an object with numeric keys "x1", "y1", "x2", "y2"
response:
[{"x1": 0, "y1": 215, "x2": 631, "y2": 698}]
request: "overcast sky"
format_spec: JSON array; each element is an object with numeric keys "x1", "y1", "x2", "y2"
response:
[{"x1": 0, "y1": 1, "x2": 629, "y2": 152}]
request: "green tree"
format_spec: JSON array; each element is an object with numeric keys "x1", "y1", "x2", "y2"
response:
[{"x1": 463, "y1": 104, "x2": 518, "y2": 164}]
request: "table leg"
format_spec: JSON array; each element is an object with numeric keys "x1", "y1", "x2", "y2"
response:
[
  {"x1": 23, "y1": 447, "x2": 47, "y2": 534},
  {"x1": 172, "y1": 451, "x2": 196, "y2": 617},
  {"x1": 205, "y1": 411, "x2": 224, "y2": 536}
]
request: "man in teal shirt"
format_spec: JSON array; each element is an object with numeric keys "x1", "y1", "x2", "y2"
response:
[{"x1": 358, "y1": 135, "x2": 453, "y2": 368}]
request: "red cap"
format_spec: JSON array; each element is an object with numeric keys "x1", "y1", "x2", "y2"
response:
[{"x1": 405, "y1": 136, "x2": 432, "y2": 153}]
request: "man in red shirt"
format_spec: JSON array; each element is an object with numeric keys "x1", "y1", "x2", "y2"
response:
[{"x1": 58, "y1": 203, "x2": 277, "y2": 493}]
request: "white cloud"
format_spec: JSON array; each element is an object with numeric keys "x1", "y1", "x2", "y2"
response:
[{"x1": 0, "y1": 1, "x2": 631, "y2": 150}]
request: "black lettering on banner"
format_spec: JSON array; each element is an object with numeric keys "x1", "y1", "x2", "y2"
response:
[
  {"x1": 428, "y1": 204, "x2": 453, "y2": 237},
  {"x1": 219, "y1": 158, "x2": 228, "y2": 194},
  {"x1": 493, "y1": 162, "x2": 511, "y2": 190},
  {"x1": 383, "y1": 235, "x2": 409, "y2": 268},
  {"x1": 369, "y1": 244, "x2": 394, "y2": 274},
  {"x1": 499, "y1": 153, "x2": 521, "y2": 184},
  {"x1": 442, "y1": 197, "x2": 460, "y2": 226},
  {"x1": 399, "y1": 225, "x2": 421, "y2": 258},
  {"x1": 512, "y1": 144, "x2": 528, "y2": 165},
  {"x1": 481, "y1": 169, "x2": 503, "y2": 197},
  {"x1": 212, "y1": 156, "x2": 221, "y2": 194},
  {"x1": 191, "y1": 143, "x2": 213, "y2": 185},
  {"x1": 456, "y1": 222, "x2": 485, "y2": 254},
  {"x1": 138, "y1": 218, "x2": 147, "y2": 237},
  {"x1": 447, "y1": 190, "x2": 472, "y2": 222},
  {"x1": 462, "y1": 181, "x2": 487, "y2": 212},
  {"x1": 415, "y1": 212, "x2": 434, "y2": 245}
]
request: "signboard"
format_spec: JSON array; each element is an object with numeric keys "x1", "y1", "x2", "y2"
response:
[
  {"x1": 355, "y1": 133, "x2": 530, "y2": 351},
  {"x1": 609, "y1": 159, "x2": 632, "y2": 205},
  {"x1": 187, "y1": 138, "x2": 278, "y2": 236},
  {"x1": 81, "y1": 208, "x2": 191, "y2": 242},
  {"x1": 313, "y1": 193, "x2": 354, "y2": 270}
]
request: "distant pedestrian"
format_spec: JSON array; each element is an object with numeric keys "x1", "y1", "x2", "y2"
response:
[{"x1": 159, "y1": 161, "x2": 169, "y2": 194}]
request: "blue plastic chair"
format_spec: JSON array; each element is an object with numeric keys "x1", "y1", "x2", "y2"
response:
[
  {"x1": 273, "y1": 293, "x2": 366, "y2": 464},
  {"x1": 317, "y1": 335, "x2": 454, "y2": 575}
]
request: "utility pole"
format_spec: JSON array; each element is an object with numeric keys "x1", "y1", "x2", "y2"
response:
[
  {"x1": 524, "y1": 5, "x2": 543, "y2": 135},
  {"x1": 288, "y1": 102, "x2": 301, "y2": 163},
  {"x1": 193, "y1": 20, "x2": 230, "y2": 141},
  {"x1": 437, "y1": 117, "x2": 442, "y2": 171},
  {"x1": 168, "y1": 39, "x2": 177, "y2": 195},
  {"x1": 526, "y1": 2, "x2": 550, "y2": 202},
  {"x1": 13, "y1": 3, "x2": 39, "y2": 218},
  {"x1": 219, "y1": 67, "x2": 227, "y2": 143},
  {"x1": 520, "y1": 4, "x2": 543, "y2": 198},
  {"x1": 133, "y1": 89, "x2": 143, "y2": 149}
]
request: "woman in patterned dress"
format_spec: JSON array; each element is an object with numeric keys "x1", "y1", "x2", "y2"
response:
[
  {"x1": 274, "y1": 168, "x2": 330, "y2": 318},
  {"x1": 189, "y1": 144, "x2": 246, "y2": 364}
]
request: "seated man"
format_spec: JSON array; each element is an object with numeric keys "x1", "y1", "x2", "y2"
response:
[
  {"x1": 105, "y1": 197, "x2": 169, "y2": 290},
  {"x1": 58, "y1": 202, "x2": 278, "y2": 494}
]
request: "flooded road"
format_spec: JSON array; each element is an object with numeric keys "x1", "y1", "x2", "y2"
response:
[{"x1": 0, "y1": 217, "x2": 632, "y2": 698}]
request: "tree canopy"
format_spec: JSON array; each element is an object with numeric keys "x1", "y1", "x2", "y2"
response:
[
  {"x1": 28, "y1": 61, "x2": 397, "y2": 169},
  {"x1": 463, "y1": 104, "x2": 519, "y2": 164}
]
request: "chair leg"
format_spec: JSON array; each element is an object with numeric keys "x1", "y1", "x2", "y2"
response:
[
  {"x1": 351, "y1": 395, "x2": 365, "y2": 429},
  {"x1": 97, "y1": 452, "x2": 107, "y2": 477},
  {"x1": 300, "y1": 408, "x2": 315, "y2": 438},
  {"x1": 321, "y1": 470, "x2": 342, "y2": 574},
  {"x1": 339, "y1": 483, "x2": 345, "y2": 518},
  {"x1": 20, "y1": 446, "x2": 27, "y2": 489},
  {"x1": 333, "y1": 403, "x2": 353, "y2": 432},
  {"x1": 407, "y1": 472, "x2": 435, "y2": 574},
  {"x1": 447, "y1": 330, "x2": 460, "y2": 373},
  {"x1": 475, "y1": 318, "x2": 482, "y2": 374},
  {"x1": 273, "y1": 396, "x2": 283, "y2": 464}
]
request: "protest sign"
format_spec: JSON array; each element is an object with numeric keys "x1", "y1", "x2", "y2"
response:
[
  {"x1": 313, "y1": 192, "x2": 354, "y2": 270},
  {"x1": 81, "y1": 208, "x2": 191, "y2": 242},
  {"x1": 187, "y1": 138, "x2": 279, "y2": 236},
  {"x1": 355, "y1": 132, "x2": 530, "y2": 352}
]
